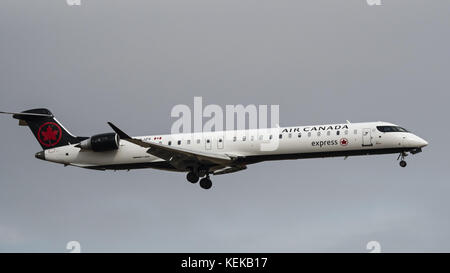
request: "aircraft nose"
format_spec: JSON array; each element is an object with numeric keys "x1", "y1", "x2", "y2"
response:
[
  {"x1": 35, "y1": 151, "x2": 45, "y2": 160},
  {"x1": 419, "y1": 138, "x2": 428, "y2": 147},
  {"x1": 413, "y1": 136, "x2": 428, "y2": 148}
]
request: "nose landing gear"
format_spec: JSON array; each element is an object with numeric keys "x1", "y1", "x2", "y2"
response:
[{"x1": 397, "y1": 152, "x2": 408, "y2": 168}]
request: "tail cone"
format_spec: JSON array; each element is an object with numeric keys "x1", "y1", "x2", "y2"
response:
[{"x1": 35, "y1": 151, "x2": 45, "y2": 160}]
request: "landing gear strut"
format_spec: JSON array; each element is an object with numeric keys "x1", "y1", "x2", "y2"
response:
[
  {"x1": 199, "y1": 175, "x2": 213, "y2": 190},
  {"x1": 397, "y1": 152, "x2": 408, "y2": 168}
]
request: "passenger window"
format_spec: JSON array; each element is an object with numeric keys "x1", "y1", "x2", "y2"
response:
[
  {"x1": 219, "y1": 139, "x2": 223, "y2": 143},
  {"x1": 298, "y1": 133, "x2": 301, "y2": 138},
  {"x1": 177, "y1": 140, "x2": 181, "y2": 145},
  {"x1": 233, "y1": 136, "x2": 236, "y2": 142},
  {"x1": 308, "y1": 132, "x2": 311, "y2": 137},
  {"x1": 206, "y1": 139, "x2": 210, "y2": 143},
  {"x1": 288, "y1": 133, "x2": 292, "y2": 138},
  {"x1": 196, "y1": 139, "x2": 200, "y2": 144},
  {"x1": 327, "y1": 131, "x2": 331, "y2": 136},
  {"x1": 279, "y1": 134, "x2": 283, "y2": 139},
  {"x1": 242, "y1": 136, "x2": 246, "y2": 141},
  {"x1": 336, "y1": 131, "x2": 340, "y2": 136},
  {"x1": 269, "y1": 135, "x2": 273, "y2": 140},
  {"x1": 317, "y1": 132, "x2": 321, "y2": 137},
  {"x1": 168, "y1": 141, "x2": 172, "y2": 146},
  {"x1": 187, "y1": 140, "x2": 191, "y2": 145}
]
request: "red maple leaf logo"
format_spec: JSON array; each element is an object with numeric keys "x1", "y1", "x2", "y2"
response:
[
  {"x1": 340, "y1": 138, "x2": 348, "y2": 146},
  {"x1": 41, "y1": 125, "x2": 58, "y2": 142}
]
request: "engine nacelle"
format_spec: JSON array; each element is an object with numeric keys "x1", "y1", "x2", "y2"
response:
[{"x1": 79, "y1": 133, "x2": 120, "y2": 152}]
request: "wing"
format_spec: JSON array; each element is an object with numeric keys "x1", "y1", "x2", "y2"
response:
[
  {"x1": 212, "y1": 165, "x2": 247, "y2": 175},
  {"x1": 128, "y1": 138, "x2": 233, "y2": 166},
  {"x1": 108, "y1": 122, "x2": 245, "y2": 172}
]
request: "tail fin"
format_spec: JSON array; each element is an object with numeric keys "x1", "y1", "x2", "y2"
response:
[{"x1": 11, "y1": 108, "x2": 80, "y2": 150}]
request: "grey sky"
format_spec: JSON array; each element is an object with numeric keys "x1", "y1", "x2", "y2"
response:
[{"x1": 0, "y1": 0, "x2": 449, "y2": 252}]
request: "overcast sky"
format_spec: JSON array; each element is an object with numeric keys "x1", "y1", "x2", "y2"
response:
[{"x1": 1, "y1": 0, "x2": 449, "y2": 252}]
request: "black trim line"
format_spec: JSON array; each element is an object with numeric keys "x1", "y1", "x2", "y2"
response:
[
  {"x1": 84, "y1": 147, "x2": 418, "y2": 171},
  {"x1": 84, "y1": 161, "x2": 179, "y2": 171},
  {"x1": 238, "y1": 147, "x2": 416, "y2": 165}
]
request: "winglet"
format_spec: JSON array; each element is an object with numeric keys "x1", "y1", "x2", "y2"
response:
[{"x1": 107, "y1": 122, "x2": 132, "y2": 139}]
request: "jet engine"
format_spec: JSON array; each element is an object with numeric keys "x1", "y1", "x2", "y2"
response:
[{"x1": 78, "y1": 133, "x2": 120, "y2": 152}]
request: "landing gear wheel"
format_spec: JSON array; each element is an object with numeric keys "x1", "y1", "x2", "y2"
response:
[
  {"x1": 199, "y1": 177, "x2": 212, "y2": 190},
  {"x1": 397, "y1": 152, "x2": 408, "y2": 168},
  {"x1": 186, "y1": 172, "x2": 199, "y2": 183}
]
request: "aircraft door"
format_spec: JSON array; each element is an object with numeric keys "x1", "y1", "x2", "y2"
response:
[{"x1": 362, "y1": 128, "x2": 373, "y2": 147}]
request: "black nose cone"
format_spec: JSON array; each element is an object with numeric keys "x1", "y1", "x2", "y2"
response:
[{"x1": 35, "y1": 151, "x2": 45, "y2": 160}]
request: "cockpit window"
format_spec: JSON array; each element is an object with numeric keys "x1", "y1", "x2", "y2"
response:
[{"x1": 377, "y1": 126, "x2": 409, "y2": 133}]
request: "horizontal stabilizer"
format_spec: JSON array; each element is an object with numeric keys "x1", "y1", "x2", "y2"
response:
[{"x1": 0, "y1": 111, "x2": 53, "y2": 118}]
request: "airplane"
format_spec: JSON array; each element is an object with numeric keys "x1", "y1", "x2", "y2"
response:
[{"x1": 0, "y1": 108, "x2": 428, "y2": 190}]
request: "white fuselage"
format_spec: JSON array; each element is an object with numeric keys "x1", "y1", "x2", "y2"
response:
[{"x1": 41, "y1": 121, "x2": 428, "y2": 171}]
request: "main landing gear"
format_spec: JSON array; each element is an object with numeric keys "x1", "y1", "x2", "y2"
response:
[
  {"x1": 397, "y1": 152, "x2": 408, "y2": 168},
  {"x1": 199, "y1": 176, "x2": 212, "y2": 190},
  {"x1": 186, "y1": 170, "x2": 213, "y2": 190},
  {"x1": 186, "y1": 172, "x2": 199, "y2": 183}
]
